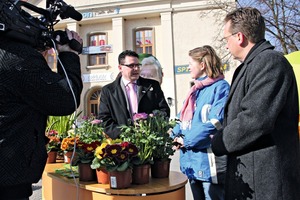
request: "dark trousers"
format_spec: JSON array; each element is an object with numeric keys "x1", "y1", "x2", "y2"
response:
[
  {"x1": 0, "y1": 184, "x2": 32, "y2": 200},
  {"x1": 189, "y1": 179, "x2": 225, "y2": 200}
]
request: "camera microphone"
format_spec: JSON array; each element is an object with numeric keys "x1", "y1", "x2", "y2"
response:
[
  {"x1": 62, "y1": 6, "x2": 82, "y2": 21},
  {"x1": 59, "y1": 1, "x2": 82, "y2": 21}
]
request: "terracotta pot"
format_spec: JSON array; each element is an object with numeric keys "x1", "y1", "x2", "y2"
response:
[
  {"x1": 47, "y1": 151, "x2": 57, "y2": 163},
  {"x1": 109, "y1": 168, "x2": 132, "y2": 189},
  {"x1": 132, "y1": 164, "x2": 150, "y2": 184},
  {"x1": 151, "y1": 159, "x2": 171, "y2": 178},
  {"x1": 63, "y1": 151, "x2": 77, "y2": 164},
  {"x1": 96, "y1": 168, "x2": 109, "y2": 184},
  {"x1": 64, "y1": 151, "x2": 72, "y2": 163},
  {"x1": 78, "y1": 163, "x2": 96, "y2": 182}
]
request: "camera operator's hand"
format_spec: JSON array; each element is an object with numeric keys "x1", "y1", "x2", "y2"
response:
[{"x1": 56, "y1": 28, "x2": 83, "y2": 55}]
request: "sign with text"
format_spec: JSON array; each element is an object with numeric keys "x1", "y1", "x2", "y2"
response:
[
  {"x1": 82, "y1": 45, "x2": 113, "y2": 55},
  {"x1": 175, "y1": 65, "x2": 189, "y2": 74},
  {"x1": 82, "y1": 72, "x2": 114, "y2": 83}
]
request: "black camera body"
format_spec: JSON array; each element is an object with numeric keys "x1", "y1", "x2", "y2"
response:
[{"x1": 0, "y1": 0, "x2": 82, "y2": 53}]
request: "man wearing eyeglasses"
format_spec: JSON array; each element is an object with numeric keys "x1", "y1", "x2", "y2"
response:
[
  {"x1": 98, "y1": 50, "x2": 170, "y2": 139},
  {"x1": 211, "y1": 7, "x2": 300, "y2": 200}
]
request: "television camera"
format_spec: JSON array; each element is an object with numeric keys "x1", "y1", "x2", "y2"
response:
[{"x1": 0, "y1": 0, "x2": 82, "y2": 53}]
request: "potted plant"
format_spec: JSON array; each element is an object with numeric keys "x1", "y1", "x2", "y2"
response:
[
  {"x1": 60, "y1": 130, "x2": 79, "y2": 164},
  {"x1": 148, "y1": 110, "x2": 177, "y2": 178},
  {"x1": 119, "y1": 111, "x2": 165, "y2": 184},
  {"x1": 91, "y1": 139, "x2": 138, "y2": 188},
  {"x1": 45, "y1": 130, "x2": 61, "y2": 163},
  {"x1": 73, "y1": 116, "x2": 105, "y2": 181},
  {"x1": 120, "y1": 110, "x2": 177, "y2": 180},
  {"x1": 46, "y1": 111, "x2": 81, "y2": 160},
  {"x1": 73, "y1": 116, "x2": 105, "y2": 164}
]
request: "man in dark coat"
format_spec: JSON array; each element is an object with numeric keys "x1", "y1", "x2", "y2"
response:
[
  {"x1": 211, "y1": 7, "x2": 300, "y2": 200},
  {"x1": 0, "y1": 28, "x2": 83, "y2": 199},
  {"x1": 98, "y1": 50, "x2": 170, "y2": 139}
]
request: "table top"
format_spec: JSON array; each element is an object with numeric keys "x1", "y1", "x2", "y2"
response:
[{"x1": 44, "y1": 163, "x2": 188, "y2": 195}]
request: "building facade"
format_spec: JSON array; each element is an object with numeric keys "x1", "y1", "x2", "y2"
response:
[{"x1": 34, "y1": 0, "x2": 237, "y2": 118}]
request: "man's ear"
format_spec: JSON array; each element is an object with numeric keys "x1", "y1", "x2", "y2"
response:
[{"x1": 237, "y1": 32, "x2": 245, "y2": 45}]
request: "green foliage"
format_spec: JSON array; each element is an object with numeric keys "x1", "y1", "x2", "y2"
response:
[
  {"x1": 76, "y1": 116, "x2": 105, "y2": 144},
  {"x1": 46, "y1": 111, "x2": 82, "y2": 139},
  {"x1": 72, "y1": 115, "x2": 105, "y2": 165},
  {"x1": 55, "y1": 164, "x2": 79, "y2": 178},
  {"x1": 46, "y1": 130, "x2": 61, "y2": 153},
  {"x1": 119, "y1": 110, "x2": 177, "y2": 165}
]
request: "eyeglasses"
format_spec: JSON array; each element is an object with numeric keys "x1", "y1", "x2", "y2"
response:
[
  {"x1": 121, "y1": 63, "x2": 142, "y2": 69},
  {"x1": 221, "y1": 32, "x2": 238, "y2": 42}
]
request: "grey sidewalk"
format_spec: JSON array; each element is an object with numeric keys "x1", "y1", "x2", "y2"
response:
[{"x1": 30, "y1": 179, "x2": 42, "y2": 200}]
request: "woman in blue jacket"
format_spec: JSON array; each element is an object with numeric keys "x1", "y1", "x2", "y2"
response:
[{"x1": 172, "y1": 45, "x2": 230, "y2": 200}]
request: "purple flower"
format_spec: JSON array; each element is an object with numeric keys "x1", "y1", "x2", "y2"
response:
[{"x1": 82, "y1": 116, "x2": 89, "y2": 120}]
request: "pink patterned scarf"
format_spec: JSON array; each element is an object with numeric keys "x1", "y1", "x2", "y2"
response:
[{"x1": 180, "y1": 75, "x2": 224, "y2": 122}]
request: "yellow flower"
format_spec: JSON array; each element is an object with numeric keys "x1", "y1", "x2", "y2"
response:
[{"x1": 95, "y1": 143, "x2": 108, "y2": 158}]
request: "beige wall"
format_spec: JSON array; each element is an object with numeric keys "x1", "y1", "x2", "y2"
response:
[{"x1": 28, "y1": 0, "x2": 237, "y2": 117}]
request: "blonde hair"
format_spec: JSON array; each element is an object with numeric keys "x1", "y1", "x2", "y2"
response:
[{"x1": 189, "y1": 45, "x2": 223, "y2": 78}]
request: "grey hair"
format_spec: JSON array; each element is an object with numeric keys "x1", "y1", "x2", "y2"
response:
[{"x1": 141, "y1": 56, "x2": 163, "y2": 79}]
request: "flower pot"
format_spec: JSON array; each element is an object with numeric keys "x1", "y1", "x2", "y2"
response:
[
  {"x1": 47, "y1": 151, "x2": 57, "y2": 163},
  {"x1": 78, "y1": 163, "x2": 96, "y2": 182},
  {"x1": 64, "y1": 151, "x2": 77, "y2": 164},
  {"x1": 132, "y1": 164, "x2": 150, "y2": 184},
  {"x1": 151, "y1": 159, "x2": 171, "y2": 178},
  {"x1": 109, "y1": 168, "x2": 132, "y2": 189},
  {"x1": 96, "y1": 168, "x2": 109, "y2": 184}
]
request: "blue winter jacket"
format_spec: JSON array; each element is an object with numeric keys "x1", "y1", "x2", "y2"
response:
[{"x1": 172, "y1": 76, "x2": 229, "y2": 183}]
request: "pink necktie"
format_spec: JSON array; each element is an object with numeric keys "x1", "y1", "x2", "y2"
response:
[{"x1": 127, "y1": 82, "x2": 138, "y2": 115}]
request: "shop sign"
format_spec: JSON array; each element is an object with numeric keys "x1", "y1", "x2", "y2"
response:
[
  {"x1": 82, "y1": 72, "x2": 114, "y2": 83},
  {"x1": 175, "y1": 65, "x2": 189, "y2": 74},
  {"x1": 82, "y1": 45, "x2": 113, "y2": 55}
]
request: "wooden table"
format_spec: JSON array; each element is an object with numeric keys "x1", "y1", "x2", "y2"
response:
[{"x1": 42, "y1": 163, "x2": 188, "y2": 200}]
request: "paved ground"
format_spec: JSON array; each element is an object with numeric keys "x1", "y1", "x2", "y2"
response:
[
  {"x1": 29, "y1": 151, "x2": 192, "y2": 200},
  {"x1": 30, "y1": 179, "x2": 42, "y2": 200}
]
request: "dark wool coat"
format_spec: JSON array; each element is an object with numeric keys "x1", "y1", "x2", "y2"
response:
[
  {"x1": 0, "y1": 37, "x2": 83, "y2": 197},
  {"x1": 98, "y1": 76, "x2": 170, "y2": 139},
  {"x1": 212, "y1": 40, "x2": 300, "y2": 200}
]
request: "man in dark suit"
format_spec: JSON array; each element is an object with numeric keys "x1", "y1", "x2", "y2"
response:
[{"x1": 98, "y1": 50, "x2": 170, "y2": 139}]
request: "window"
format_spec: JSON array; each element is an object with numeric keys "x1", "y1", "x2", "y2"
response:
[
  {"x1": 87, "y1": 88, "x2": 102, "y2": 116},
  {"x1": 134, "y1": 28, "x2": 154, "y2": 54},
  {"x1": 88, "y1": 33, "x2": 108, "y2": 66}
]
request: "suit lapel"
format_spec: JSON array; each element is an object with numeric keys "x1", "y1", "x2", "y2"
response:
[
  {"x1": 227, "y1": 63, "x2": 246, "y2": 101},
  {"x1": 137, "y1": 79, "x2": 152, "y2": 103},
  {"x1": 111, "y1": 78, "x2": 131, "y2": 117}
]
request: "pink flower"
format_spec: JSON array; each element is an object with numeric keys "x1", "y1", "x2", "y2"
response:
[
  {"x1": 133, "y1": 113, "x2": 148, "y2": 121},
  {"x1": 48, "y1": 130, "x2": 58, "y2": 136},
  {"x1": 91, "y1": 119, "x2": 102, "y2": 124}
]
